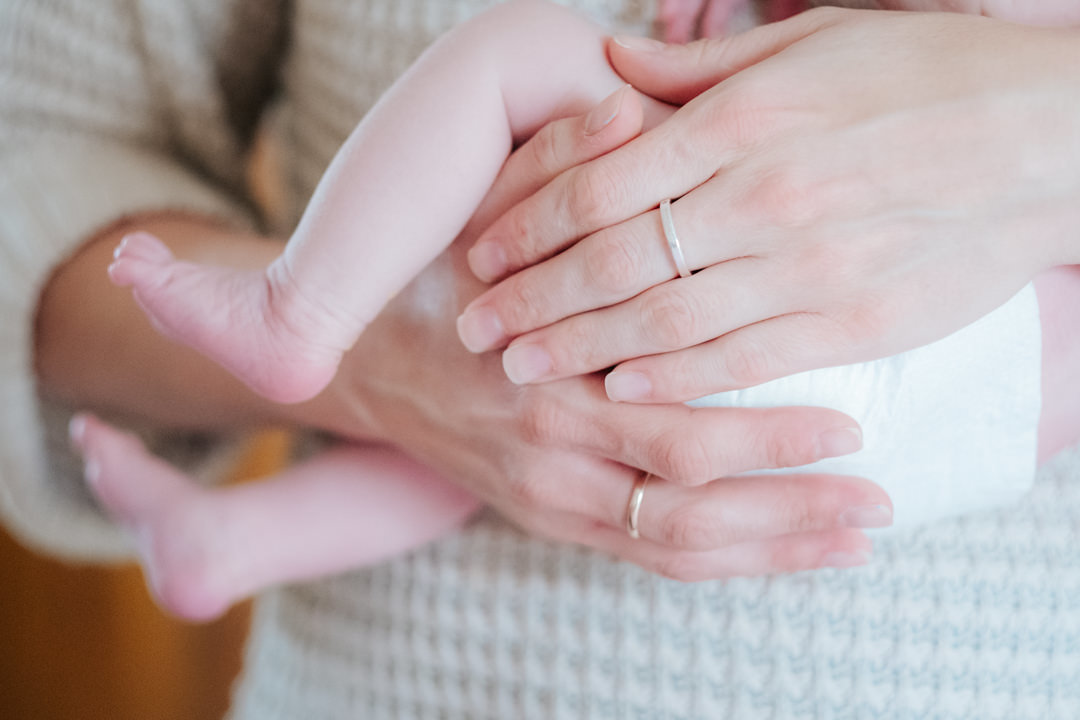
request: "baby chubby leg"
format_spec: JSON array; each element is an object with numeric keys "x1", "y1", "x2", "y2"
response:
[
  {"x1": 69, "y1": 414, "x2": 479, "y2": 622},
  {"x1": 110, "y1": 0, "x2": 668, "y2": 404}
]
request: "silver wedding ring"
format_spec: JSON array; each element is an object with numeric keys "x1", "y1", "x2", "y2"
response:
[
  {"x1": 625, "y1": 472, "x2": 651, "y2": 539},
  {"x1": 659, "y1": 198, "x2": 691, "y2": 278}
]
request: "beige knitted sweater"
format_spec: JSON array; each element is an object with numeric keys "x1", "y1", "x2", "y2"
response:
[{"x1": 2, "y1": 1, "x2": 1079, "y2": 718}]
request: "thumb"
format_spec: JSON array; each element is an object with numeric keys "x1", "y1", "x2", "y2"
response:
[{"x1": 607, "y1": 8, "x2": 842, "y2": 105}]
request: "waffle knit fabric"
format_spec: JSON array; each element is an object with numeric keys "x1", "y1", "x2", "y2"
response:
[{"x1": 1, "y1": 1, "x2": 1077, "y2": 717}]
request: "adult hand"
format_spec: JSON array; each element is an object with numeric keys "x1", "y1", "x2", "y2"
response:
[
  {"x1": 457, "y1": 8, "x2": 1080, "y2": 403},
  {"x1": 297, "y1": 93, "x2": 888, "y2": 580}
]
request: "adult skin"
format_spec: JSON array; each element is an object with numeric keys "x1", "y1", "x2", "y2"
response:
[
  {"x1": 459, "y1": 9, "x2": 1080, "y2": 413},
  {"x1": 35, "y1": 100, "x2": 887, "y2": 581}
]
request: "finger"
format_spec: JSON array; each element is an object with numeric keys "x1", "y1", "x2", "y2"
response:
[
  {"x1": 656, "y1": 0, "x2": 707, "y2": 44},
  {"x1": 606, "y1": 313, "x2": 859, "y2": 403},
  {"x1": 467, "y1": 117, "x2": 719, "y2": 283},
  {"x1": 605, "y1": 527, "x2": 875, "y2": 581},
  {"x1": 526, "y1": 376, "x2": 862, "y2": 485},
  {"x1": 459, "y1": 209, "x2": 675, "y2": 352},
  {"x1": 561, "y1": 467, "x2": 890, "y2": 550},
  {"x1": 460, "y1": 177, "x2": 785, "y2": 353},
  {"x1": 459, "y1": 191, "x2": 725, "y2": 351},
  {"x1": 521, "y1": 506, "x2": 876, "y2": 580},
  {"x1": 464, "y1": 85, "x2": 646, "y2": 236},
  {"x1": 608, "y1": 7, "x2": 846, "y2": 105},
  {"x1": 498, "y1": 258, "x2": 789, "y2": 383}
]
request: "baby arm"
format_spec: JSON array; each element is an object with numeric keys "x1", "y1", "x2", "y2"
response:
[
  {"x1": 109, "y1": 0, "x2": 671, "y2": 404},
  {"x1": 69, "y1": 413, "x2": 479, "y2": 622}
]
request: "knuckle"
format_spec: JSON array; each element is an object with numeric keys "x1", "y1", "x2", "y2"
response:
[
  {"x1": 547, "y1": 320, "x2": 607, "y2": 373},
  {"x1": 582, "y1": 230, "x2": 645, "y2": 296},
  {"x1": 660, "y1": 505, "x2": 728, "y2": 552},
  {"x1": 508, "y1": 469, "x2": 554, "y2": 511},
  {"x1": 772, "y1": 493, "x2": 820, "y2": 535},
  {"x1": 651, "y1": 429, "x2": 714, "y2": 486},
  {"x1": 499, "y1": 276, "x2": 549, "y2": 331},
  {"x1": 756, "y1": 425, "x2": 817, "y2": 469},
  {"x1": 527, "y1": 122, "x2": 563, "y2": 179},
  {"x1": 746, "y1": 169, "x2": 820, "y2": 228},
  {"x1": 839, "y1": 293, "x2": 896, "y2": 345},
  {"x1": 722, "y1": 340, "x2": 772, "y2": 388},
  {"x1": 639, "y1": 351, "x2": 714, "y2": 404},
  {"x1": 518, "y1": 392, "x2": 565, "y2": 446},
  {"x1": 564, "y1": 165, "x2": 622, "y2": 231},
  {"x1": 640, "y1": 289, "x2": 700, "y2": 350},
  {"x1": 499, "y1": 208, "x2": 546, "y2": 268}
]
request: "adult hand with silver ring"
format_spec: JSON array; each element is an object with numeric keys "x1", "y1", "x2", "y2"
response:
[
  {"x1": 304, "y1": 93, "x2": 889, "y2": 579},
  {"x1": 456, "y1": 8, "x2": 1080, "y2": 403}
]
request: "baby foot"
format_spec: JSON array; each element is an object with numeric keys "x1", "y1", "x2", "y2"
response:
[
  {"x1": 108, "y1": 232, "x2": 349, "y2": 403},
  {"x1": 69, "y1": 414, "x2": 245, "y2": 622}
]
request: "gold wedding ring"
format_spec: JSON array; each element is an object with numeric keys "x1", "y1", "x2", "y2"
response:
[
  {"x1": 625, "y1": 472, "x2": 651, "y2": 539},
  {"x1": 659, "y1": 198, "x2": 691, "y2": 278}
]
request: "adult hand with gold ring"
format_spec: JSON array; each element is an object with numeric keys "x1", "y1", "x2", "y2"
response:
[{"x1": 456, "y1": 8, "x2": 1080, "y2": 403}]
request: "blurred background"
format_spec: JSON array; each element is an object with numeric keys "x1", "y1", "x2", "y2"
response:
[{"x1": 0, "y1": 430, "x2": 291, "y2": 720}]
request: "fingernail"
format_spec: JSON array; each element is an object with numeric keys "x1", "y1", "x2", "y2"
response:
[
  {"x1": 838, "y1": 504, "x2": 893, "y2": 529},
  {"x1": 612, "y1": 35, "x2": 668, "y2": 52},
  {"x1": 456, "y1": 307, "x2": 506, "y2": 353},
  {"x1": 502, "y1": 344, "x2": 552, "y2": 384},
  {"x1": 818, "y1": 426, "x2": 862, "y2": 459},
  {"x1": 468, "y1": 242, "x2": 508, "y2": 282},
  {"x1": 69, "y1": 414, "x2": 87, "y2": 447},
  {"x1": 821, "y1": 549, "x2": 871, "y2": 569},
  {"x1": 584, "y1": 85, "x2": 629, "y2": 136},
  {"x1": 605, "y1": 371, "x2": 651, "y2": 402}
]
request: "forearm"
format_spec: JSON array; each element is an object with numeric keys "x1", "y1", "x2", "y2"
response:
[{"x1": 34, "y1": 213, "x2": 299, "y2": 430}]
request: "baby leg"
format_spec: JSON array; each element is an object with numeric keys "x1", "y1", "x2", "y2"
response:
[
  {"x1": 110, "y1": 0, "x2": 668, "y2": 404},
  {"x1": 69, "y1": 414, "x2": 479, "y2": 622}
]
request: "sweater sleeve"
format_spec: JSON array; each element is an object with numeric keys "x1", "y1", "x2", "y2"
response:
[{"x1": 0, "y1": 0, "x2": 286, "y2": 560}]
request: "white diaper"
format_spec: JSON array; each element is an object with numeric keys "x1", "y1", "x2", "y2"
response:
[{"x1": 689, "y1": 285, "x2": 1042, "y2": 529}]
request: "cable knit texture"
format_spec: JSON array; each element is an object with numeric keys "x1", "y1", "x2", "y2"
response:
[{"x1": 1, "y1": 1, "x2": 1077, "y2": 717}]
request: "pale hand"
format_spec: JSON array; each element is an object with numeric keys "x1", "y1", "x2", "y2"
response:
[
  {"x1": 295, "y1": 94, "x2": 889, "y2": 580},
  {"x1": 458, "y1": 9, "x2": 1080, "y2": 403}
]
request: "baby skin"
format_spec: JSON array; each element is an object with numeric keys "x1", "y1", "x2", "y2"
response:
[
  {"x1": 109, "y1": 0, "x2": 668, "y2": 405},
  {"x1": 94, "y1": 0, "x2": 664, "y2": 621},
  {"x1": 69, "y1": 416, "x2": 480, "y2": 622},
  {"x1": 70, "y1": 268, "x2": 1080, "y2": 622},
  {"x1": 88, "y1": 0, "x2": 1080, "y2": 621}
]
